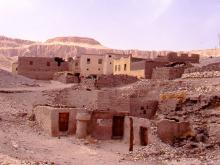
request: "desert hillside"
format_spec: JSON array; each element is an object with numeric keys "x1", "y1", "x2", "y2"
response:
[
  {"x1": 191, "y1": 48, "x2": 220, "y2": 57},
  {"x1": 0, "y1": 35, "x2": 220, "y2": 72}
]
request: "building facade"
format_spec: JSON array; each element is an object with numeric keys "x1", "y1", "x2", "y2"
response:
[
  {"x1": 14, "y1": 57, "x2": 69, "y2": 80},
  {"x1": 113, "y1": 56, "x2": 168, "y2": 79}
]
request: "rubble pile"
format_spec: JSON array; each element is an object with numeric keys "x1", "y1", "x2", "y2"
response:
[
  {"x1": 182, "y1": 71, "x2": 220, "y2": 78},
  {"x1": 0, "y1": 69, "x2": 38, "y2": 88}
]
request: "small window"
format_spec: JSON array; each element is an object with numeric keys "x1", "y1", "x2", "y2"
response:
[
  {"x1": 98, "y1": 68, "x2": 101, "y2": 71},
  {"x1": 87, "y1": 58, "x2": 91, "y2": 64},
  {"x1": 98, "y1": 59, "x2": 102, "y2": 64},
  {"x1": 75, "y1": 62, "x2": 78, "y2": 66},
  {"x1": 47, "y1": 62, "x2": 50, "y2": 66},
  {"x1": 109, "y1": 55, "x2": 112, "y2": 58},
  {"x1": 115, "y1": 65, "x2": 117, "y2": 71},
  {"x1": 86, "y1": 68, "x2": 89, "y2": 71},
  {"x1": 143, "y1": 110, "x2": 146, "y2": 114},
  {"x1": 29, "y1": 61, "x2": 33, "y2": 65},
  {"x1": 141, "y1": 106, "x2": 144, "y2": 110},
  {"x1": 118, "y1": 65, "x2": 121, "y2": 71},
  {"x1": 110, "y1": 62, "x2": 112, "y2": 64},
  {"x1": 124, "y1": 64, "x2": 127, "y2": 71}
]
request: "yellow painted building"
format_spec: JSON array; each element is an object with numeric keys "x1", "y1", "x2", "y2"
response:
[
  {"x1": 76, "y1": 53, "x2": 126, "y2": 77},
  {"x1": 113, "y1": 56, "x2": 146, "y2": 78}
]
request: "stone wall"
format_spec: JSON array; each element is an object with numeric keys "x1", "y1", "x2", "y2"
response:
[
  {"x1": 144, "y1": 61, "x2": 168, "y2": 79},
  {"x1": 97, "y1": 89, "x2": 130, "y2": 113},
  {"x1": 155, "y1": 52, "x2": 200, "y2": 63},
  {"x1": 130, "y1": 97, "x2": 158, "y2": 119},
  {"x1": 96, "y1": 75, "x2": 138, "y2": 88},
  {"x1": 152, "y1": 67, "x2": 185, "y2": 80},
  {"x1": 168, "y1": 52, "x2": 200, "y2": 63},
  {"x1": 51, "y1": 88, "x2": 130, "y2": 113},
  {"x1": 53, "y1": 72, "x2": 80, "y2": 83}
]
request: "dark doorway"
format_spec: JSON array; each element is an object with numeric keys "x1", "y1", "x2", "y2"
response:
[
  {"x1": 59, "y1": 113, "x2": 69, "y2": 132},
  {"x1": 139, "y1": 127, "x2": 148, "y2": 146},
  {"x1": 112, "y1": 116, "x2": 124, "y2": 139}
]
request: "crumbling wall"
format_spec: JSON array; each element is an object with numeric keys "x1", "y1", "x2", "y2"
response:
[
  {"x1": 167, "y1": 52, "x2": 199, "y2": 63},
  {"x1": 152, "y1": 67, "x2": 185, "y2": 80},
  {"x1": 158, "y1": 94, "x2": 220, "y2": 146},
  {"x1": 157, "y1": 119, "x2": 192, "y2": 144},
  {"x1": 53, "y1": 72, "x2": 79, "y2": 83},
  {"x1": 185, "y1": 62, "x2": 220, "y2": 74},
  {"x1": 96, "y1": 75, "x2": 138, "y2": 88},
  {"x1": 144, "y1": 61, "x2": 168, "y2": 79},
  {"x1": 97, "y1": 89, "x2": 130, "y2": 113},
  {"x1": 34, "y1": 105, "x2": 53, "y2": 135},
  {"x1": 130, "y1": 97, "x2": 158, "y2": 119}
]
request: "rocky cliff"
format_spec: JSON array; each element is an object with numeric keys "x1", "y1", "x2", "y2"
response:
[{"x1": 0, "y1": 36, "x2": 156, "y2": 59}]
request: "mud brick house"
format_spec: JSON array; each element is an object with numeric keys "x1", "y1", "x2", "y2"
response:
[
  {"x1": 14, "y1": 57, "x2": 69, "y2": 80},
  {"x1": 34, "y1": 88, "x2": 180, "y2": 147},
  {"x1": 34, "y1": 89, "x2": 130, "y2": 140},
  {"x1": 34, "y1": 105, "x2": 80, "y2": 136},
  {"x1": 113, "y1": 55, "x2": 168, "y2": 79}
]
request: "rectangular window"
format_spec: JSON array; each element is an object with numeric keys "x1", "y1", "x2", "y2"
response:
[
  {"x1": 115, "y1": 65, "x2": 117, "y2": 71},
  {"x1": 29, "y1": 61, "x2": 33, "y2": 65},
  {"x1": 75, "y1": 62, "x2": 78, "y2": 66},
  {"x1": 98, "y1": 59, "x2": 102, "y2": 64},
  {"x1": 87, "y1": 58, "x2": 91, "y2": 64},
  {"x1": 118, "y1": 65, "x2": 121, "y2": 71},
  {"x1": 124, "y1": 64, "x2": 127, "y2": 71}
]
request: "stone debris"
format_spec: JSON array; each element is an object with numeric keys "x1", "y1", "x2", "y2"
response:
[{"x1": 182, "y1": 71, "x2": 220, "y2": 78}]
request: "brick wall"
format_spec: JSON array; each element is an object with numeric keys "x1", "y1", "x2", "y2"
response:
[
  {"x1": 130, "y1": 97, "x2": 158, "y2": 119},
  {"x1": 152, "y1": 67, "x2": 185, "y2": 80},
  {"x1": 144, "y1": 61, "x2": 168, "y2": 79},
  {"x1": 96, "y1": 75, "x2": 138, "y2": 88}
]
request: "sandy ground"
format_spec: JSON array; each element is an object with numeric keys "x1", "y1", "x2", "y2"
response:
[{"x1": 0, "y1": 76, "x2": 219, "y2": 164}]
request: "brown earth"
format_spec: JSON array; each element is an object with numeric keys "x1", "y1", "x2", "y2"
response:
[{"x1": 0, "y1": 70, "x2": 219, "y2": 164}]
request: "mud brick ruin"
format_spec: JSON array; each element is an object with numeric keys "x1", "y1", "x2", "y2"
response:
[{"x1": 13, "y1": 51, "x2": 218, "y2": 152}]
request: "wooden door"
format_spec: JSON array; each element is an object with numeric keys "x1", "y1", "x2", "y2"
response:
[
  {"x1": 59, "y1": 113, "x2": 69, "y2": 132},
  {"x1": 140, "y1": 127, "x2": 148, "y2": 146},
  {"x1": 112, "y1": 116, "x2": 124, "y2": 139}
]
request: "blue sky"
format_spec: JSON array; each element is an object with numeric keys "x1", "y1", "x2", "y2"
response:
[{"x1": 0, "y1": 0, "x2": 220, "y2": 51}]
